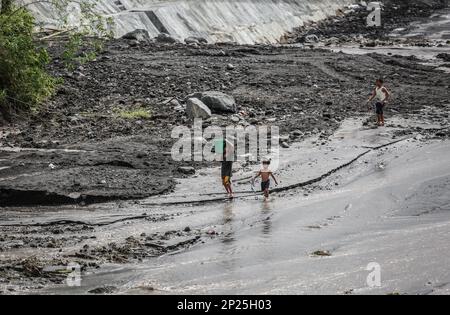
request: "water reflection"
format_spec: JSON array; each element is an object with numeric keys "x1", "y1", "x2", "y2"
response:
[
  {"x1": 221, "y1": 202, "x2": 235, "y2": 245},
  {"x1": 218, "y1": 202, "x2": 237, "y2": 271},
  {"x1": 261, "y1": 200, "x2": 273, "y2": 237}
]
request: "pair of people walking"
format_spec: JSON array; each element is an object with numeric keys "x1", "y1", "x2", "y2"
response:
[
  {"x1": 219, "y1": 78, "x2": 391, "y2": 200},
  {"x1": 221, "y1": 139, "x2": 278, "y2": 201}
]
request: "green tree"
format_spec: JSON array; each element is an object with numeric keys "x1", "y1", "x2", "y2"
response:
[
  {"x1": 0, "y1": 0, "x2": 114, "y2": 121},
  {"x1": 0, "y1": 6, "x2": 56, "y2": 119},
  {"x1": 1, "y1": 0, "x2": 13, "y2": 14}
]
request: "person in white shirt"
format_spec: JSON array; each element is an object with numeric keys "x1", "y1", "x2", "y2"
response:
[{"x1": 367, "y1": 78, "x2": 391, "y2": 126}]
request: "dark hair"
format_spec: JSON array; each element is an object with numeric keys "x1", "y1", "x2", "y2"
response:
[
  {"x1": 376, "y1": 78, "x2": 384, "y2": 84},
  {"x1": 262, "y1": 160, "x2": 271, "y2": 165}
]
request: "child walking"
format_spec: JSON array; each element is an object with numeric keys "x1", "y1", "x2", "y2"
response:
[
  {"x1": 253, "y1": 160, "x2": 278, "y2": 200},
  {"x1": 367, "y1": 78, "x2": 391, "y2": 126},
  {"x1": 221, "y1": 139, "x2": 234, "y2": 199}
]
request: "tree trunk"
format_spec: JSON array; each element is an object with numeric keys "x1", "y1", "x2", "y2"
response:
[
  {"x1": 1, "y1": 0, "x2": 13, "y2": 14},
  {"x1": 0, "y1": 105, "x2": 11, "y2": 123}
]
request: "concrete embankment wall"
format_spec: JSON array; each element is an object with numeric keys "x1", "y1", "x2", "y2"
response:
[{"x1": 27, "y1": 0, "x2": 353, "y2": 44}]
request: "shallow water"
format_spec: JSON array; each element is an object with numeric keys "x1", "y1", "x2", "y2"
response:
[
  {"x1": 26, "y1": 117, "x2": 450, "y2": 295},
  {"x1": 45, "y1": 141, "x2": 450, "y2": 295}
]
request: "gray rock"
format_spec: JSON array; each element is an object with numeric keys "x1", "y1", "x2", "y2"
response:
[
  {"x1": 169, "y1": 99, "x2": 181, "y2": 107},
  {"x1": 184, "y1": 36, "x2": 208, "y2": 45},
  {"x1": 230, "y1": 115, "x2": 240, "y2": 123},
  {"x1": 186, "y1": 92, "x2": 236, "y2": 113},
  {"x1": 88, "y1": 286, "x2": 117, "y2": 294},
  {"x1": 305, "y1": 34, "x2": 319, "y2": 43},
  {"x1": 121, "y1": 29, "x2": 150, "y2": 42},
  {"x1": 436, "y1": 53, "x2": 450, "y2": 62},
  {"x1": 178, "y1": 166, "x2": 196, "y2": 175},
  {"x1": 155, "y1": 33, "x2": 178, "y2": 44},
  {"x1": 186, "y1": 98, "x2": 212, "y2": 119},
  {"x1": 128, "y1": 40, "x2": 139, "y2": 47},
  {"x1": 187, "y1": 37, "x2": 200, "y2": 45}
]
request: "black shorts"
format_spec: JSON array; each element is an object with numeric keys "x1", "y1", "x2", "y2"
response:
[
  {"x1": 261, "y1": 180, "x2": 270, "y2": 191},
  {"x1": 221, "y1": 161, "x2": 233, "y2": 178},
  {"x1": 375, "y1": 102, "x2": 385, "y2": 115}
]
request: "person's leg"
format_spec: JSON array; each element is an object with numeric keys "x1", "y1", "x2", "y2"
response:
[
  {"x1": 223, "y1": 177, "x2": 229, "y2": 194},
  {"x1": 227, "y1": 183, "x2": 233, "y2": 199},
  {"x1": 223, "y1": 176, "x2": 233, "y2": 198},
  {"x1": 381, "y1": 114, "x2": 385, "y2": 126},
  {"x1": 262, "y1": 181, "x2": 270, "y2": 198},
  {"x1": 376, "y1": 103, "x2": 383, "y2": 125}
]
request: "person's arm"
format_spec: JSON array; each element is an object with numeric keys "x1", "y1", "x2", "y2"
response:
[
  {"x1": 224, "y1": 141, "x2": 234, "y2": 160},
  {"x1": 253, "y1": 172, "x2": 261, "y2": 181},
  {"x1": 381, "y1": 87, "x2": 390, "y2": 104},
  {"x1": 270, "y1": 172, "x2": 278, "y2": 185},
  {"x1": 367, "y1": 89, "x2": 376, "y2": 103}
]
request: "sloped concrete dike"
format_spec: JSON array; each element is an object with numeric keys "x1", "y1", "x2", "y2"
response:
[{"x1": 28, "y1": 0, "x2": 353, "y2": 43}]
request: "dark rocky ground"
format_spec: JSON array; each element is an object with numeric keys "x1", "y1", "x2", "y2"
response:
[{"x1": 0, "y1": 215, "x2": 203, "y2": 294}]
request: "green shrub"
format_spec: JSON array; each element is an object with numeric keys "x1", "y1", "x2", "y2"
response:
[
  {"x1": 117, "y1": 109, "x2": 152, "y2": 120},
  {"x1": 0, "y1": 8, "x2": 57, "y2": 115},
  {"x1": 0, "y1": 2, "x2": 114, "y2": 120}
]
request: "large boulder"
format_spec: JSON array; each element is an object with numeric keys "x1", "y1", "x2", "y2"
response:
[
  {"x1": 178, "y1": 166, "x2": 196, "y2": 175},
  {"x1": 155, "y1": 33, "x2": 178, "y2": 44},
  {"x1": 121, "y1": 29, "x2": 151, "y2": 42},
  {"x1": 304, "y1": 34, "x2": 319, "y2": 43},
  {"x1": 187, "y1": 91, "x2": 237, "y2": 113},
  {"x1": 186, "y1": 98, "x2": 212, "y2": 119},
  {"x1": 436, "y1": 53, "x2": 450, "y2": 62},
  {"x1": 184, "y1": 36, "x2": 208, "y2": 45}
]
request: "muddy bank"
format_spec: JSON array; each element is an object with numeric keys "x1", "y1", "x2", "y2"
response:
[
  {"x1": 0, "y1": 216, "x2": 201, "y2": 293},
  {"x1": 0, "y1": 136, "x2": 176, "y2": 206}
]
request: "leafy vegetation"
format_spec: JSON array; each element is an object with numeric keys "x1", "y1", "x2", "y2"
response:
[
  {"x1": 0, "y1": 7, "x2": 57, "y2": 115},
  {"x1": 0, "y1": 0, "x2": 114, "y2": 120},
  {"x1": 117, "y1": 109, "x2": 152, "y2": 120}
]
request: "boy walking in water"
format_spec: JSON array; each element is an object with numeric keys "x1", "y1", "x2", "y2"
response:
[
  {"x1": 221, "y1": 139, "x2": 234, "y2": 199},
  {"x1": 367, "y1": 78, "x2": 391, "y2": 126},
  {"x1": 253, "y1": 160, "x2": 278, "y2": 200}
]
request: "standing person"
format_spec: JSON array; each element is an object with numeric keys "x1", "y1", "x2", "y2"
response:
[
  {"x1": 221, "y1": 138, "x2": 234, "y2": 199},
  {"x1": 367, "y1": 78, "x2": 391, "y2": 126},
  {"x1": 253, "y1": 159, "x2": 278, "y2": 200}
]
